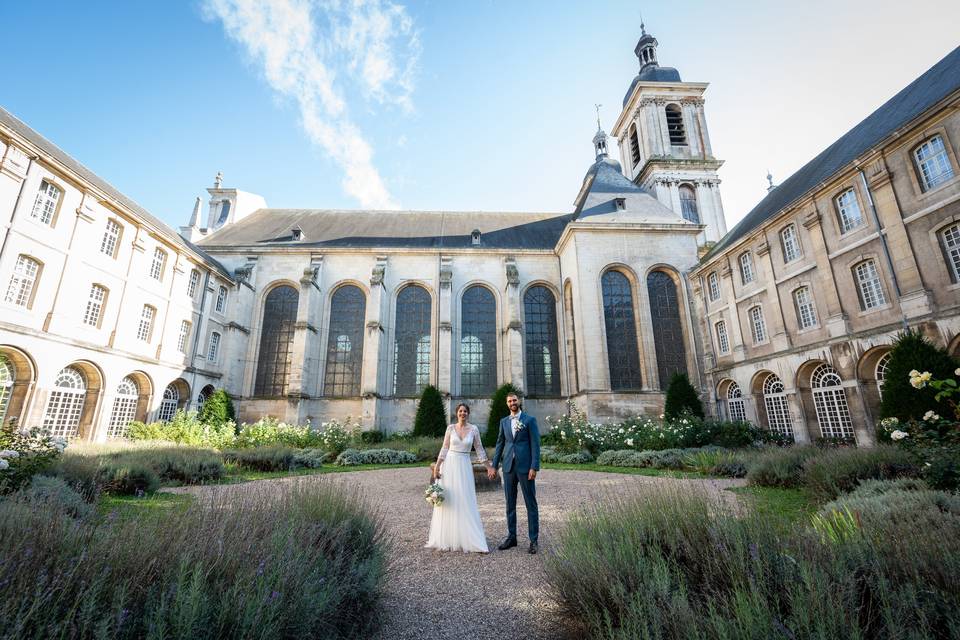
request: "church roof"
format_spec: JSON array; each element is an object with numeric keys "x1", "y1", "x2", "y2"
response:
[
  {"x1": 197, "y1": 209, "x2": 575, "y2": 250},
  {"x1": 0, "y1": 106, "x2": 235, "y2": 281},
  {"x1": 704, "y1": 44, "x2": 960, "y2": 261},
  {"x1": 575, "y1": 155, "x2": 688, "y2": 223}
]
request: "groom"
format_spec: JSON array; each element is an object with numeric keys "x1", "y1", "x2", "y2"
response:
[{"x1": 488, "y1": 391, "x2": 541, "y2": 554}]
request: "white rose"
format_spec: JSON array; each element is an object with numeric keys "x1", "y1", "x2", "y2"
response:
[
  {"x1": 890, "y1": 430, "x2": 908, "y2": 441},
  {"x1": 923, "y1": 410, "x2": 940, "y2": 422},
  {"x1": 625, "y1": 438, "x2": 634, "y2": 447},
  {"x1": 955, "y1": 368, "x2": 960, "y2": 377},
  {"x1": 0, "y1": 459, "x2": 8, "y2": 470}
]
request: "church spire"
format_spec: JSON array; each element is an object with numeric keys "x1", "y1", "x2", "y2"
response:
[{"x1": 634, "y1": 22, "x2": 659, "y2": 70}]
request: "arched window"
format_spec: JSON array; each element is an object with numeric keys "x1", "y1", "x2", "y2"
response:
[
  {"x1": 30, "y1": 179, "x2": 61, "y2": 225},
  {"x1": 324, "y1": 285, "x2": 366, "y2": 397},
  {"x1": 137, "y1": 305, "x2": 156, "y2": 342},
  {"x1": 665, "y1": 104, "x2": 686, "y2": 145},
  {"x1": 811, "y1": 364, "x2": 854, "y2": 439},
  {"x1": 793, "y1": 286, "x2": 817, "y2": 329},
  {"x1": 707, "y1": 271, "x2": 720, "y2": 302},
  {"x1": 835, "y1": 188, "x2": 864, "y2": 233},
  {"x1": 108, "y1": 376, "x2": 139, "y2": 438},
  {"x1": 460, "y1": 286, "x2": 497, "y2": 396},
  {"x1": 42, "y1": 367, "x2": 87, "y2": 439},
  {"x1": 254, "y1": 285, "x2": 299, "y2": 396},
  {"x1": 157, "y1": 383, "x2": 180, "y2": 422},
  {"x1": 780, "y1": 224, "x2": 802, "y2": 263},
  {"x1": 876, "y1": 352, "x2": 891, "y2": 400},
  {"x1": 914, "y1": 135, "x2": 954, "y2": 191},
  {"x1": 853, "y1": 259, "x2": 886, "y2": 310},
  {"x1": 679, "y1": 185, "x2": 699, "y2": 223},
  {"x1": 177, "y1": 321, "x2": 191, "y2": 354},
  {"x1": 207, "y1": 332, "x2": 221, "y2": 363},
  {"x1": 739, "y1": 252, "x2": 755, "y2": 284},
  {"x1": 149, "y1": 247, "x2": 166, "y2": 281},
  {"x1": 601, "y1": 270, "x2": 641, "y2": 390},
  {"x1": 715, "y1": 321, "x2": 729, "y2": 354},
  {"x1": 939, "y1": 222, "x2": 960, "y2": 283},
  {"x1": 216, "y1": 286, "x2": 228, "y2": 313},
  {"x1": 394, "y1": 285, "x2": 432, "y2": 396},
  {"x1": 101, "y1": 220, "x2": 122, "y2": 258},
  {"x1": 524, "y1": 285, "x2": 560, "y2": 396},
  {"x1": 762, "y1": 373, "x2": 794, "y2": 438},
  {"x1": 187, "y1": 269, "x2": 200, "y2": 298},
  {"x1": 647, "y1": 271, "x2": 687, "y2": 388},
  {"x1": 727, "y1": 382, "x2": 746, "y2": 422},
  {"x1": 5, "y1": 255, "x2": 41, "y2": 308},
  {"x1": 749, "y1": 305, "x2": 767, "y2": 343},
  {"x1": 197, "y1": 385, "x2": 214, "y2": 410},
  {"x1": 628, "y1": 124, "x2": 641, "y2": 166},
  {"x1": 0, "y1": 355, "x2": 13, "y2": 424}
]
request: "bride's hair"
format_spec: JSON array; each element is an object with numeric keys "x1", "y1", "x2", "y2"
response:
[{"x1": 454, "y1": 402, "x2": 471, "y2": 416}]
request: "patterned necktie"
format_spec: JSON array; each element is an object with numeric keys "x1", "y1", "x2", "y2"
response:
[{"x1": 512, "y1": 416, "x2": 520, "y2": 436}]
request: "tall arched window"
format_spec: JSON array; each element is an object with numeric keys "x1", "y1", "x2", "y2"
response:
[
  {"x1": 665, "y1": 104, "x2": 686, "y2": 145},
  {"x1": 762, "y1": 373, "x2": 794, "y2": 439},
  {"x1": 157, "y1": 383, "x2": 180, "y2": 422},
  {"x1": 42, "y1": 367, "x2": 87, "y2": 439},
  {"x1": 394, "y1": 285, "x2": 432, "y2": 396},
  {"x1": 647, "y1": 270, "x2": 687, "y2": 388},
  {"x1": 601, "y1": 270, "x2": 641, "y2": 390},
  {"x1": 254, "y1": 285, "x2": 299, "y2": 396},
  {"x1": 5, "y1": 255, "x2": 41, "y2": 308},
  {"x1": 679, "y1": 185, "x2": 699, "y2": 223},
  {"x1": 324, "y1": 285, "x2": 366, "y2": 397},
  {"x1": 460, "y1": 285, "x2": 497, "y2": 396},
  {"x1": 811, "y1": 364, "x2": 854, "y2": 439},
  {"x1": 0, "y1": 356, "x2": 13, "y2": 425},
  {"x1": 914, "y1": 135, "x2": 954, "y2": 191},
  {"x1": 524, "y1": 286, "x2": 560, "y2": 396},
  {"x1": 727, "y1": 382, "x2": 746, "y2": 422},
  {"x1": 108, "y1": 376, "x2": 139, "y2": 438},
  {"x1": 876, "y1": 352, "x2": 891, "y2": 400}
]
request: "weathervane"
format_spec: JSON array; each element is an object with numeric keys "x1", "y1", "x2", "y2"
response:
[{"x1": 594, "y1": 103, "x2": 603, "y2": 130}]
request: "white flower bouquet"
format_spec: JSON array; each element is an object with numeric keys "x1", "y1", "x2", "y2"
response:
[{"x1": 424, "y1": 481, "x2": 444, "y2": 507}]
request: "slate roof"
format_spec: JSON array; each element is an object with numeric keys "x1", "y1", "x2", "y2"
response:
[
  {"x1": 0, "y1": 106, "x2": 235, "y2": 280},
  {"x1": 623, "y1": 66, "x2": 683, "y2": 107},
  {"x1": 704, "y1": 44, "x2": 960, "y2": 261},
  {"x1": 574, "y1": 155, "x2": 688, "y2": 223},
  {"x1": 198, "y1": 208, "x2": 575, "y2": 250}
]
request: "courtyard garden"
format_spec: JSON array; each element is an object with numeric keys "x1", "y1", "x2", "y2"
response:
[{"x1": 0, "y1": 332, "x2": 958, "y2": 639}]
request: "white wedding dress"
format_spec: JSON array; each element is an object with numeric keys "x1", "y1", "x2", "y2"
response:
[{"x1": 425, "y1": 423, "x2": 489, "y2": 553}]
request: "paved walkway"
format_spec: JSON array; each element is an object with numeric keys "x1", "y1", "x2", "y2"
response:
[{"x1": 169, "y1": 468, "x2": 746, "y2": 639}]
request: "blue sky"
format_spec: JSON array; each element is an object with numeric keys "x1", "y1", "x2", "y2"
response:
[{"x1": 2, "y1": 0, "x2": 959, "y2": 231}]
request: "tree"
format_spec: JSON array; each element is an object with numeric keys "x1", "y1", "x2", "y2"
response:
[
  {"x1": 413, "y1": 385, "x2": 447, "y2": 437},
  {"x1": 197, "y1": 389, "x2": 236, "y2": 427},
  {"x1": 880, "y1": 329, "x2": 957, "y2": 421},
  {"x1": 484, "y1": 383, "x2": 521, "y2": 447},
  {"x1": 663, "y1": 372, "x2": 704, "y2": 421}
]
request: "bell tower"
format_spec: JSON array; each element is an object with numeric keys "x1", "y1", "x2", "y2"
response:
[{"x1": 611, "y1": 24, "x2": 728, "y2": 245}]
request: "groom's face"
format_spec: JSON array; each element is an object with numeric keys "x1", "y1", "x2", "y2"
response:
[{"x1": 506, "y1": 395, "x2": 520, "y2": 413}]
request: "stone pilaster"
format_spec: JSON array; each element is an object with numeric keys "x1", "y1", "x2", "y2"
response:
[
  {"x1": 437, "y1": 256, "x2": 453, "y2": 395},
  {"x1": 504, "y1": 257, "x2": 524, "y2": 392},
  {"x1": 287, "y1": 257, "x2": 323, "y2": 398},
  {"x1": 361, "y1": 257, "x2": 387, "y2": 428}
]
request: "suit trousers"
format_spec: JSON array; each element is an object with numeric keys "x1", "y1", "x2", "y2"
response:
[{"x1": 503, "y1": 465, "x2": 539, "y2": 543}]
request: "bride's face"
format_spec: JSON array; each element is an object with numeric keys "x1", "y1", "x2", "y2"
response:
[{"x1": 457, "y1": 406, "x2": 469, "y2": 421}]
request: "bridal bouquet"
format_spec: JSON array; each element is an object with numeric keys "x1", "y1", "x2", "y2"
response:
[{"x1": 425, "y1": 481, "x2": 444, "y2": 507}]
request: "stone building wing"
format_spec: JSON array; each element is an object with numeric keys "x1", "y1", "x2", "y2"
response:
[
  {"x1": 705, "y1": 44, "x2": 960, "y2": 259},
  {"x1": 0, "y1": 106, "x2": 234, "y2": 281}
]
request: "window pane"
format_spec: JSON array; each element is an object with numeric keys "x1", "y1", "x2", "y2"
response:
[
  {"x1": 461, "y1": 286, "x2": 497, "y2": 396},
  {"x1": 108, "y1": 376, "x2": 139, "y2": 438},
  {"x1": 836, "y1": 189, "x2": 863, "y2": 233},
  {"x1": 157, "y1": 384, "x2": 180, "y2": 422},
  {"x1": 602, "y1": 271, "x2": 641, "y2": 390},
  {"x1": 647, "y1": 271, "x2": 687, "y2": 388},
  {"x1": 524, "y1": 285, "x2": 560, "y2": 396},
  {"x1": 254, "y1": 286, "x2": 299, "y2": 396},
  {"x1": 394, "y1": 285, "x2": 432, "y2": 396},
  {"x1": 794, "y1": 287, "x2": 817, "y2": 329},
  {"x1": 42, "y1": 367, "x2": 86, "y2": 440},
  {"x1": 811, "y1": 364, "x2": 854, "y2": 439},
  {"x1": 916, "y1": 136, "x2": 954, "y2": 190},
  {"x1": 82, "y1": 284, "x2": 106, "y2": 327},
  {"x1": 941, "y1": 223, "x2": 960, "y2": 282},
  {"x1": 854, "y1": 260, "x2": 886, "y2": 309},
  {"x1": 5, "y1": 255, "x2": 39, "y2": 307},
  {"x1": 324, "y1": 285, "x2": 366, "y2": 397}
]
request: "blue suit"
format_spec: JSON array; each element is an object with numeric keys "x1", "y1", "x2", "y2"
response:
[{"x1": 491, "y1": 412, "x2": 541, "y2": 543}]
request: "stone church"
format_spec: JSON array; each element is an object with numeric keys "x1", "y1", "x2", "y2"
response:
[{"x1": 0, "y1": 28, "x2": 958, "y2": 441}]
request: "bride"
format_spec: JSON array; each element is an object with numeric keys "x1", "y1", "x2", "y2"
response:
[{"x1": 425, "y1": 403, "x2": 493, "y2": 553}]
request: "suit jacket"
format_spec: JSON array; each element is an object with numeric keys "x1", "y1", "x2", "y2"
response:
[{"x1": 492, "y1": 412, "x2": 541, "y2": 475}]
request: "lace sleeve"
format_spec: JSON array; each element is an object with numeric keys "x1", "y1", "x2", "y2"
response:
[
  {"x1": 437, "y1": 425, "x2": 452, "y2": 462},
  {"x1": 472, "y1": 425, "x2": 488, "y2": 463}
]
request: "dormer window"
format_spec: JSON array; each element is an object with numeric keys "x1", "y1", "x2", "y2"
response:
[
  {"x1": 291, "y1": 227, "x2": 304, "y2": 241},
  {"x1": 471, "y1": 229, "x2": 481, "y2": 245},
  {"x1": 615, "y1": 198, "x2": 626, "y2": 211}
]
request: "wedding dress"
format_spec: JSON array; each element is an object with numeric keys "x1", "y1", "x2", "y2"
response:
[{"x1": 425, "y1": 423, "x2": 489, "y2": 553}]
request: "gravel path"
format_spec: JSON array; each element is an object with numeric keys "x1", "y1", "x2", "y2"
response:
[{"x1": 169, "y1": 469, "x2": 746, "y2": 639}]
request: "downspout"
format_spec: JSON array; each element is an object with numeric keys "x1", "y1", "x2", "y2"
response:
[
  {"x1": 858, "y1": 167, "x2": 908, "y2": 330},
  {"x1": 0, "y1": 157, "x2": 34, "y2": 265}
]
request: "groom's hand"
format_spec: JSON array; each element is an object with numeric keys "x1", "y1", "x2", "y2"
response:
[
  {"x1": 528, "y1": 469, "x2": 537, "y2": 481},
  {"x1": 487, "y1": 468, "x2": 496, "y2": 480}
]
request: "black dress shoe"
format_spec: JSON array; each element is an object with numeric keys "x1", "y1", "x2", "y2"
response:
[
  {"x1": 528, "y1": 541, "x2": 538, "y2": 554},
  {"x1": 497, "y1": 538, "x2": 518, "y2": 550}
]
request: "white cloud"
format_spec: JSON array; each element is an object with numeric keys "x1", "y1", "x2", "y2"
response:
[{"x1": 202, "y1": 0, "x2": 419, "y2": 209}]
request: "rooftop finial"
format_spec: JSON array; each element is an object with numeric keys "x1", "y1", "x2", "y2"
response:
[
  {"x1": 214, "y1": 171, "x2": 223, "y2": 189},
  {"x1": 594, "y1": 103, "x2": 603, "y2": 131},
  {"x1": 766, "y1": 170, "x2": 776, "y2": 192}
]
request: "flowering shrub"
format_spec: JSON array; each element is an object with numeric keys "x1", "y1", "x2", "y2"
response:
[
  {"x1": 235, "y1": 417, "x2": 320, "y2": 449},
  {"x1": 318, "y1": 418, "x2": 361, "y2": 454},
  {"x1": 0, "y1": 427, "x2": 65, "y2": 494}
]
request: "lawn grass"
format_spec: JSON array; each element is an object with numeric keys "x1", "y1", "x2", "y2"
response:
[
  {"x1": 728, "y1": 485, "x2": 815, "y2": 524},
  {"x1": 97, "y1": 491, "x2": 195, "y2": 520},
  {"x1": 543, "y1": 462, "x2": 707, "y2": 478}
]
